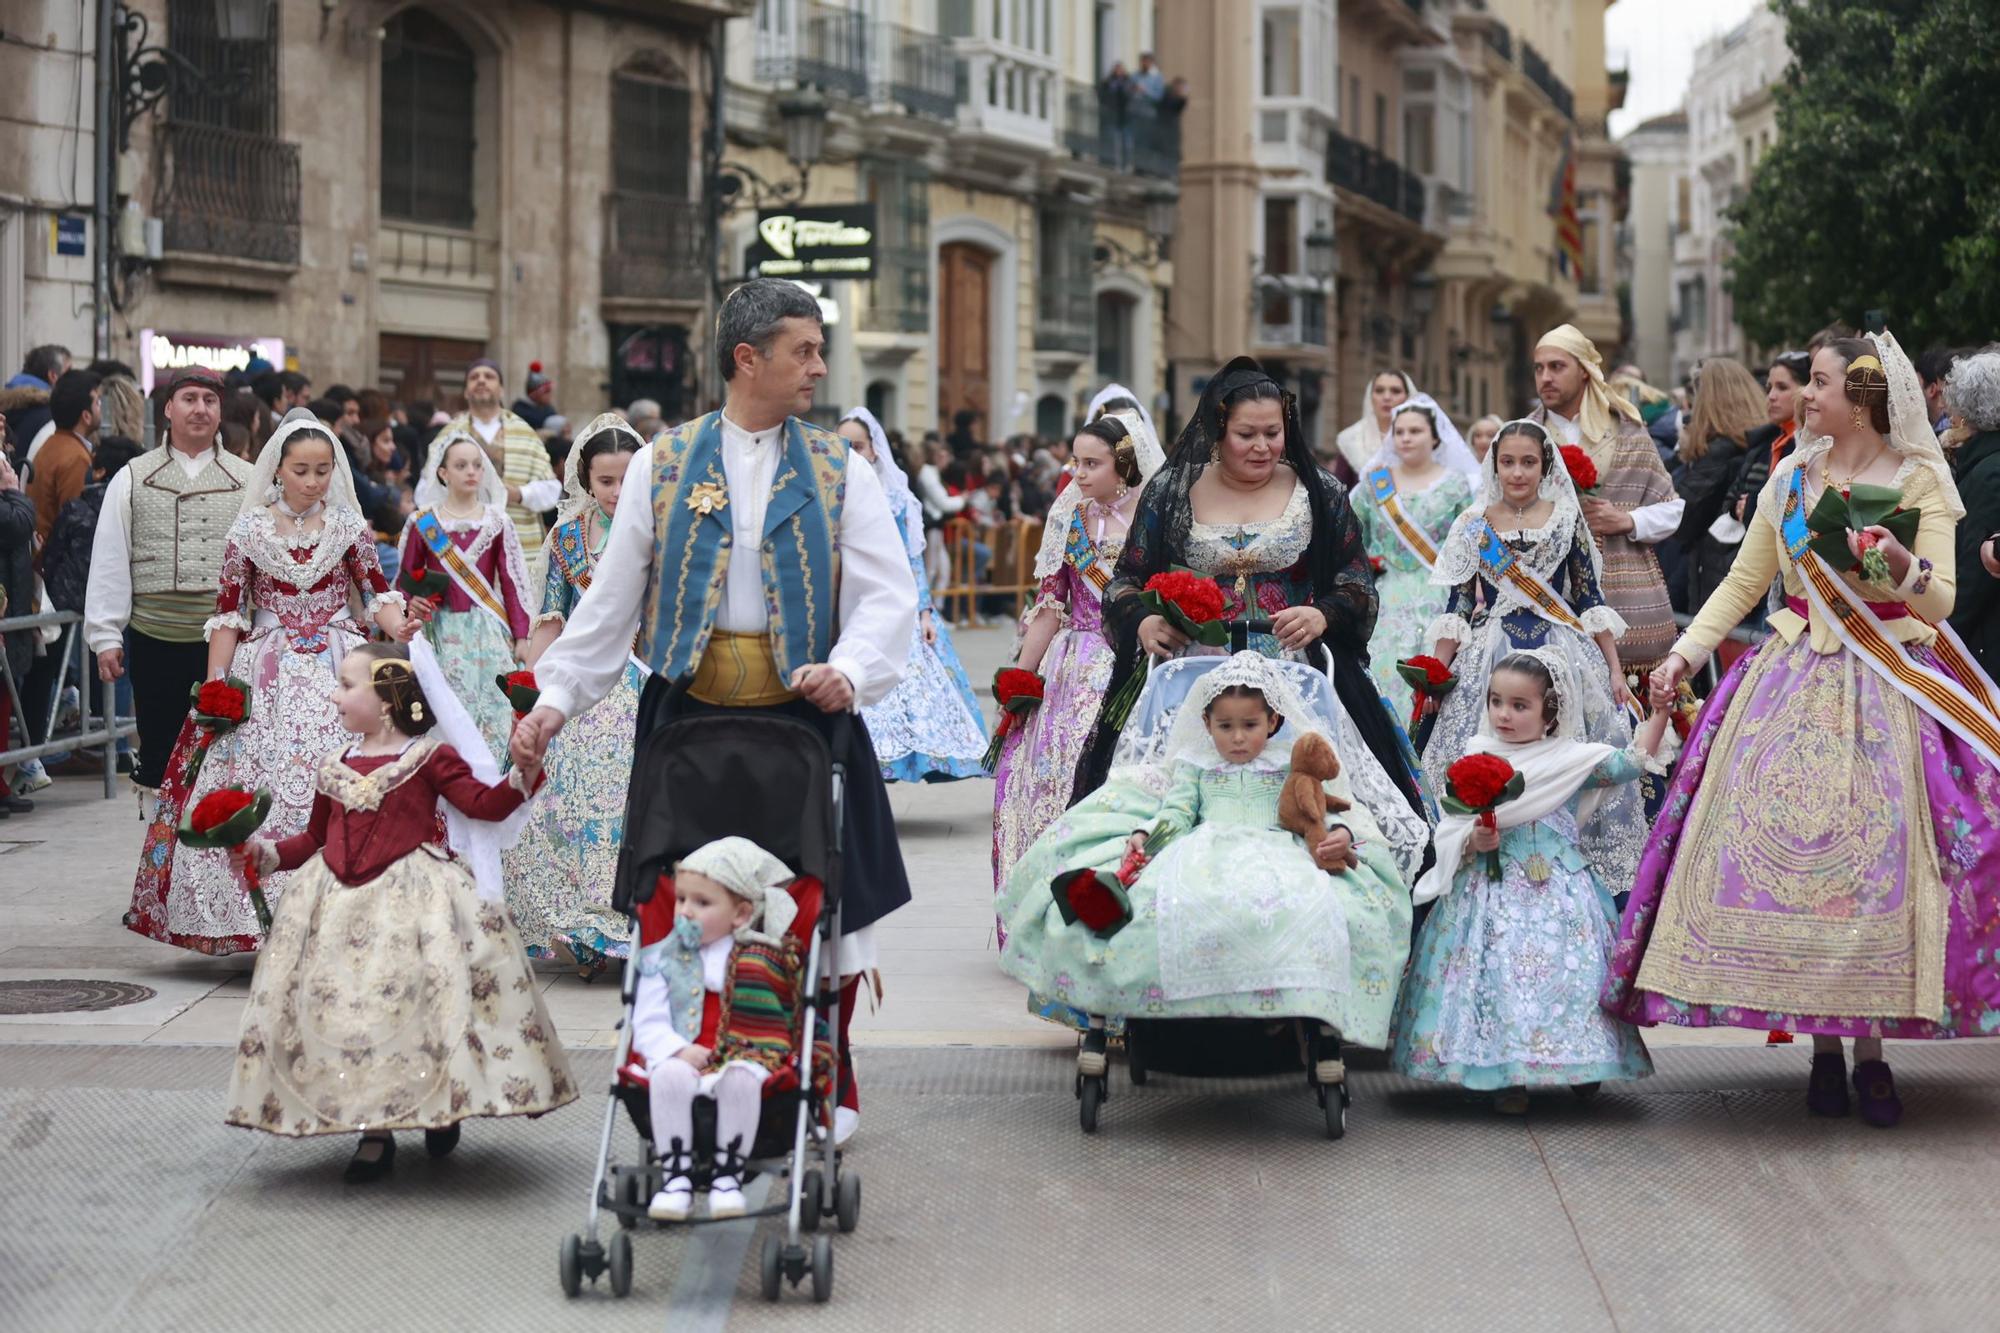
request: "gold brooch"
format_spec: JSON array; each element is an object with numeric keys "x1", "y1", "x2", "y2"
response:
[{"x1": 685, "y1": 482, "x2": 728, "y2": 517}]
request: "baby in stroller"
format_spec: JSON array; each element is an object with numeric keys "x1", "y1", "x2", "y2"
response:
[
  {"x1": 631, "y1": 836, "x2": 803, "y2": 1221},
  {"x1": 996, "y1": 651, "x2": 1416, "y2": 1129}
]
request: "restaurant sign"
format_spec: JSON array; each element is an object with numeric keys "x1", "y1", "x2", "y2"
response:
[{"x1": 748, "y1": 205, "x2": 877, "y2": 279}]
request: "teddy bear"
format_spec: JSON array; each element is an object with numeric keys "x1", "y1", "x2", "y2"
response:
[{"x1": 1277, "y1": 731, "x2": 1356, "y2": 872}]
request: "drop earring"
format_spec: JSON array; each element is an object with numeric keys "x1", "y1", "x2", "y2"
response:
[
  {"x1": 266, "y1": 480, "x2": 283, "y2": 504},
  {"x1": 1851, "y1": 404, "x2": 1864, "y2": 431}
]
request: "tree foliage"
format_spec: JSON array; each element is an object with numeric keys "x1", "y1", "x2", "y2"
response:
[{"x1": 1728, "y1": 0, "x2": 2000, "y2": 349}]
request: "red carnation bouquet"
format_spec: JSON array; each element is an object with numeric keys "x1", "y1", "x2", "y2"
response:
[
  {"x1": 1442, "y1": 753, "x2": 1524, "y2": 881},
  {"x1": 182, "y1": 676, "x2": 252, "y2": 784},
  {"x1": 1559, "y1": 444, "x2": 1599, "y2": 495},
  {"x1": 495, "y1": 669, "x2": 541, "y2": 718},
  {"x1": 1395, "y1": 655, "x2": 1458, "y2": 730},
  {"x1": 177, "y1": 786, "x2": 275, "y2": 933},
  {"x1": 982, "y1": 667, "x2": 1046, "y2": 769},
  {"x1": 1050, "y1": 827, "x2": 1178, "y2": 939},
  {"x1": 1367, "y1": 554, "x2": 1386, "y2": 577},
  {"x1": 1101, "y1": 569, "x2": 1231, "y2": 731}
]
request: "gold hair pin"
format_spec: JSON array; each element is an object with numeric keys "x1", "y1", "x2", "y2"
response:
[{"x1": 1849, "y1": 354, "x2": 1885, "y2": 374}]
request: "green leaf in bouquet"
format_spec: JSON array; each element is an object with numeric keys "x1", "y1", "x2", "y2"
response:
[
  {"x1": 398, "y1": 567, "x2": 453, "y2": 600},
  {"x1": 176, "y1": 789, "x2": 274, "y2": 849}
]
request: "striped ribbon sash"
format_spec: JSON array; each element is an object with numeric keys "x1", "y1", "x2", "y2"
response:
[
  {"x1": 1475, "y1": 519, "x2": 1586, "y2": 633},
  {"x1": 1064, "y1": 513, "x2": 1119, "y2": 591},
  {"x1": 1368, "y1": 468, "x2": 1440, "y2": 569},
  {"x1": 1780, "y1": 467, "x2": 2000, "y2": 768},
  {"x1": 413, "y1": 509, "x2": 513, "y2": 633},
  {"x1": 559, "y1": 545, "x2": 651, "y2": 672}
]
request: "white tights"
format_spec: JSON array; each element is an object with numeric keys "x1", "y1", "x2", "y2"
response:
[{"x1": 648, "y1": 1060, "x2": 763, "y2": 1179}]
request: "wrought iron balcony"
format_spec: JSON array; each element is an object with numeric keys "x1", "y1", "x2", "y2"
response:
[
  {"x1": 883, "y1": 23, "x2": 955, "y2": 120},
  {"x1": 156, "y1": 121, "x2": 300, "y2": 266},
  {"x1": 1326, "y1": 130, "x2": 1427, "y2": 227},
  {"x1": 1481, "y1": 19, "x2": 1512, "y2": 63},
  {"x1": 1063, "y1": 80, "x2": 1181, "y2": 178},
  {"x1": 1256, "y1": 287, "x2": 1329, "y2": 349},
  {"x1": 755, "y1": 1, "x2": 870, "y2": 100},
  {"x1": 1035, "y1": 283, "x2": 1094, "y2": 356},
  {"x1": 863, "y1": 246, "x2": 930, "y2": 334},
  {"x1": 1521, "y1": 43, "x2": 1575, "y2": 119},
  {"x1": 602, "y1": 191, "x2": 705, "y2": 304}
]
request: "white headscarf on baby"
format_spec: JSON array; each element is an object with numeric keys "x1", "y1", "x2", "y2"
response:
[{"x1": 678, "y1": 835, "x2": 799, "y2": 945}]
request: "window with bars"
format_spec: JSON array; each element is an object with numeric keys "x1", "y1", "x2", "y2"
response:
[
  {"x1": 1035, "y1": 202, "x2": 1094, "y2": 354},
  {"x1": 166, "y1": 0, "x2": 278, "y2": 133},
  {"x1": 614, "y1": 61, "x2": 692, "y2": 199},
  {"x1": 380, "y1": 10, "x2": 478, "y2": 230},
  {"x1": 862, "y1": 157, "x2": 930, "y2": 334}
]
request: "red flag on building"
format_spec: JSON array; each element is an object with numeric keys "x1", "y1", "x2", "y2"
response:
[{"x1": 1548, "y1": 131, "x2": 1583, "y2": 277}]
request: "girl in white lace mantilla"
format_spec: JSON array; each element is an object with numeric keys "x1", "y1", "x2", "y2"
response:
[
  {"x1": 1420, "y1": 418, "x2": 1646, "y2": 898},
  {"x1": 125, "y1": 409, "x2": 420, "y2": 956},
  {"x1": 1390, "y1": 647, "x2": 1664, "y2": 1111}
]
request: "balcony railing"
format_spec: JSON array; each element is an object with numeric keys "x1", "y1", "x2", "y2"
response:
[
  {"x1": 1035, "y1": 283, "x2": 1093, "y2": 355},
  {"x1": 1326, "y1": 130, "x2": 1427, "y2": 226},
  {"x1": 1480, "y1": 19, "x2": 1512, "y2": 63},
  {"x1": 755, "y1": 1, "x2": 870, "y2": 100},
  {"x1": 1256, "y1": 287, "x2": 1329, "y2": 348},
  {"x1": 883, "y1": 23, "x2": 955, "y2": 120},
  {"x1": 1063, "y1": 81, "x2": 1182, "y2": 178},
  {"x1": 864, "y1": 246, "x2": 929, "y2": 334},
  {"x1": 954, "y1": 42, "x2": 1058, "y2": 148},
  {"x1": 1521, "y1": 42, "x2": 1575, "y2": 119},
  {"x1": 602, "y1": 192, "x2": 705, "y2": 303},
  {"x1": 379, "y1": 221, "x2": 496, "y2": 283},
  {"x1": 156, "y1": 121, "x2": 300, "y2": 266}
]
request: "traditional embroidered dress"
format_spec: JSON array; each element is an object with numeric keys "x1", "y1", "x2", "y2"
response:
[
  {"x1": 1391, "y1": 648, "x2": 1654, "y2": 1090},
  {"x1": 992, "y1": 507, "x2": 1126, "y2": 902},
  {"x1": 1606, "y1": 393, "x2": 2000, "y2": 1038},
  {"x1": 126, "y1": 504, "x2": 398, "y2": 954},
  {"x1": 1357, "y1": 468, "x2": 1474, "y2": 717},
  {"x1": 444, "y1": 408, "x2": 560, "y2": 581},
  {"x1": 998, "y1": 656, "x2": 1411, "y2": 1046},
  {"x1": 401, "y1": 504, "x2": 532, "y2": 761},
  {"x1": 226, "y1": 738, "x2": 577, "y2": 1136},
  {"x1": 502, "y1": 510, "x2": 645, "y2": 964},
  {"x1": 844, "y1": 407, "x2": 988, "y2": 783}
]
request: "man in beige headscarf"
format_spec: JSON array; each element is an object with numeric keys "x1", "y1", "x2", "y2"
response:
[{"x1": 1529, "y1": 324, "x2": 1683, "y2": 681}]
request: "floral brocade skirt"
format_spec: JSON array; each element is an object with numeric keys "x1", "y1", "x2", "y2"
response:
[
  {"x1": 1603, "y1": 633, "x2": 2000, "y2": 1038},
  {"x1": 226, "y1": 849, "x2": 578, "y2": 1137},
  {"x1": 425, "y1": 609, "x2": 517, "y2": 765}
]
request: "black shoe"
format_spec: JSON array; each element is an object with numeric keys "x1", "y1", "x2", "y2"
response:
[
  {"x1": 0, "y1": 794, "x2": 31, "y2": 813},
  {"x1": 344, "y1": 1134, "x2": 397, "y2": 1183},
  {"x1": 424, "y1": 1124, "x2": 461, "y2": 1158}
]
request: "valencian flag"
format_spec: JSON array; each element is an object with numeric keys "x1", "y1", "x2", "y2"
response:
[{"x1": 1548, "y1": 130, "x2": 1583, "y2": 277}]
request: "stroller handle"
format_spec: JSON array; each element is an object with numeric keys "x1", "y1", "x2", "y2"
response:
[{"x1": 1226, "y1": 618, "x2": 1273, "y2": 652}]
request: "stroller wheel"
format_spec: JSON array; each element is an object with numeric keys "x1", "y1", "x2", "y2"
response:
[
  {"x1": 1079, "y1": 1075, "x2": 1104, "y2": 1134},
  {"x1": 835, "y1": 1170, "x2": 861, "y2": 1234},
  {"x1": 607, "y1": 1231, "x2": 633, "y2": 1299},
  {"x1": 810, "y1": 1235, "x2": 834, "y2": 1303},
  {"x1": 760, "y1": 1234, "x2": 784, "y2": 1302},
  {"x1": 558, "y1": 1233, "x2": 583, "y2": 1298},
  {"x1": 799, "y1": 1168, "x2": 824, "y2": 1232},
  {"x1": 1323, "y1": 1093, "x2": 1347, "y2": 1141}
]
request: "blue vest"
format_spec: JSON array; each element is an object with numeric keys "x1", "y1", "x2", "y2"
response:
[{"x1": 639, "y1": 411, "x2": 847, "y2": 682}]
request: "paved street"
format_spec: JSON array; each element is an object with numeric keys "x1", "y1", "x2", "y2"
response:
[{"x1": 7, "y1": 623, "x2": 2000, "y2": 1331}]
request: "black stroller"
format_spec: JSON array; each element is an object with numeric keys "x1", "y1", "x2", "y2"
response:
[{"x1": 557, "y1": 708, "x2": 857, "y2": 1302}]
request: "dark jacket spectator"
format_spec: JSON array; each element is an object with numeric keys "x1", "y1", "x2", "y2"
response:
[
  {"x1": 43, "y1": 436, "x2": 143, "y2": 614},
  {"x1": 0, "y1": 457, "x2": 34, "y2": 685},
  {"x1": 1946, "y1": 350, "x2": 2000, "y2": 676}
]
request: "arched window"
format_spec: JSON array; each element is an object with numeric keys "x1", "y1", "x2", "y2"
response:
[
  {"x1": 866, "y1": 380, "x2": 897, "y2": 430},
  {"x1": 1095, "y1": 291, "x2": 1135, "y2": 384},
  {"x1": 1036, "y1": 393, "x2": 1068, "y2": 440},
  {"x1": 381, "y1": 10, "x2": 477, "y2": 228},
  {"x1": 614, "y1": 54, "x2": 692, "y2": 199}
]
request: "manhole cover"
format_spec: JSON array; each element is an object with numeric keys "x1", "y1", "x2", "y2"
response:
[{"x1": 0, "y1": 979, "x2": 158, "y2": 1015}]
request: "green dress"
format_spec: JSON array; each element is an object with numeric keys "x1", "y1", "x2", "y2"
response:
[
  {"x1": 1355, "y1": 469, "x2": 1474, "y2": 719},
  {"x1": 996, "y1": 755, "x2": 1412, "y2": 1047}
]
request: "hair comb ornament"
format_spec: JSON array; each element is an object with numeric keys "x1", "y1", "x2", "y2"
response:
[
  {"x1": 1848, "y1": 354, "x2": 1885, "y2": 375},
  {"x1": 410, "y1": 700, "x2": 425, "y2": 721}
]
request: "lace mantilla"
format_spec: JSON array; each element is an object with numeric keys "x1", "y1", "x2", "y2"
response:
[
  {"x1": 235, "y1": 504, "x2": 369, "y2": 591},
  {"x1": 317, "y1": 736, "x2": 440, "y2": 812}
]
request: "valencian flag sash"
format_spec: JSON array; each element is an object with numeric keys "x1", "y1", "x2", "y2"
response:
[
  {"x1": 1063, "y1": 511, "x2": 1121, "y2": 591},
  {"x1": 1368, "y1": 468, "x2": 1442, "y2": 569},
  {"x1": 1474, "y1": 519, "x2": 1585, "y2": 633},
  {"x1": 412, "y1": 508, "x2": 513, "y2": 633}
]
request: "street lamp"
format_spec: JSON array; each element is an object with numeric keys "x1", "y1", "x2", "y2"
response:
[
  {"x1": 1408, "y1": 270, "x2": 1438, "y2": 322},
  {"x1": 1143, "y1": 182, "x2": 1179, "y2": 246},
  {"x1": 1304, "y1": 223, "x2": 1337, "y2": 286},
  {"x1": 776, "y1": 88, "x2": 830, "y2": 179},
  {"x1": 214, "y1": 0, "x2": 271, "y2": 42}
]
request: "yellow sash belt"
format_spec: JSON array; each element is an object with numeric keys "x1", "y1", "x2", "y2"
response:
[{"x1": 687, "y1": 631, "x2": 801, "y2": 707}]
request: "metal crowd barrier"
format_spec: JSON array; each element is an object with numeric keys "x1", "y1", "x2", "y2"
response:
[{"x1": 0, "y1": 609, "x2": 135, "y2": 798}]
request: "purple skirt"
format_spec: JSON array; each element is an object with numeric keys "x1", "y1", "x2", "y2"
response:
[{"x1": 1602, "y1": 632, "x2": 2000, "y2": 1038}]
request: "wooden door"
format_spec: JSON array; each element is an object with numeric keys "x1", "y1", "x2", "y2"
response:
[
  {"x1": 378, "y1": 334, "x2": 487, "y2": 411},
  {"x1": 937, "y1": 242, "x2": 992, "y2": 439}
]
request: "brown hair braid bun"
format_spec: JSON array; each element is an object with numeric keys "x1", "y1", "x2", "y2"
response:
[
  {"x1": 1828, "y1": 338, "x2": 1892, "y2": 434},
  {"x1": 353, "y1": 641, "x2": 438, "y2": 735}
]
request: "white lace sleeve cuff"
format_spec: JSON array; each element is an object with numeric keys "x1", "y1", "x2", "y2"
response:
[
  {"x1": 202, "y1": 611, "x2": 252, "y2": 640},
  {"x1": 1425, "y1": 613, "x2": 1473, "y2": 646},
  {"x1": 1579, "y1": 605, "x2": 1628, "y2": 637},
  {"x1": 1669, "y1": 634, "x2": 1712, "y2": 674},
  {"x1": 369, "y1": 589, "x2": 408, "y2": 616},
  {"x1": 531, "y1": 610, "x2": 567, "y2": 634}
]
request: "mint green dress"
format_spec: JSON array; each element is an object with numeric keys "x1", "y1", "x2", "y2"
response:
[
  {"x1": 996, "y1": 755, "x2": 1412, "y2": 1047},
  {"x1": 1355, "y1": 470, "x2": 1473, "y2": 719}
]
